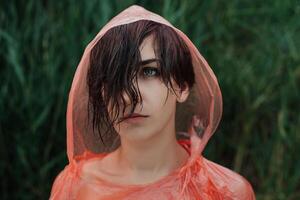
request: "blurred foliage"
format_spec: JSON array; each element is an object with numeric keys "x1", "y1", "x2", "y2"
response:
[{"x1": 0, "y1": 0, "x2": 299, "y2": 199}]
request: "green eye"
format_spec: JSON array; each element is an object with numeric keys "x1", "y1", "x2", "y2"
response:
[{"x1": 141, "y1": 67, "x2": 160, "y2": 77}]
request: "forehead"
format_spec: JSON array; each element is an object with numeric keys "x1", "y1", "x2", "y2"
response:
[{"x1": 139, "y1": 35, "x2": 156, "y2": 62}]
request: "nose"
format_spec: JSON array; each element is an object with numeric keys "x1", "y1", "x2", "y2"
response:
[
  {"x1": 121, "y1": 80, "x2": 141, "y2": 105},
  {"x1": 120, "y1": 87, "x2": 143, "y2": 109}
]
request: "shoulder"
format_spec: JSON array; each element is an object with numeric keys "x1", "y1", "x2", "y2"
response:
[
  {"x1": 50, "y1": 156, "x2": 108, "y2": 200},
  {"x1": 79, "y1": 152, "x2": 120, "y2": 182},
  {"x1": 201, "y1": 157, "x2": 256, "y2": 200},
  {"x1": 50, "y1": 163, "x2": 77, "y2": 200}
]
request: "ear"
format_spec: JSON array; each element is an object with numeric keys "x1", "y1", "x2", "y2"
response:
[{"x1": 176, "y1": 83, "x2": 190, "y2": 103}]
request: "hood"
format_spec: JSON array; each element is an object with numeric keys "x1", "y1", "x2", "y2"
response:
[{"x1": 66, "y1": 5, "x2": 223, "y2": 164}]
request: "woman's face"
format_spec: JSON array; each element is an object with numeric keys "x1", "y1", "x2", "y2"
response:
[{"x1": 110, "y1": 34, "x2": 189, "y2": 142}]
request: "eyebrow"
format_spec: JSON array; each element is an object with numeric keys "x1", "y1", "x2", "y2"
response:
[{"x1": 138, "y1": 58, "x2": 160, "y2": 66}]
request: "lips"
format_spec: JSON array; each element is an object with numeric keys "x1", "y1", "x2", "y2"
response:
[
  {"x1": 119, "y1": 113, "x2": 149, "y2": 123},
  {"x1": 123, "y1": 113, "x2": 148, "y2": 119}
]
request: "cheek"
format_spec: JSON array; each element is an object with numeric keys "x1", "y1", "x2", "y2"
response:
[{"x1": 143, "y1": 81, "x2": 177, "y2": 118}]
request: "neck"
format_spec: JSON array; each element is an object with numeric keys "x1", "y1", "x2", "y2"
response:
[{"x1": 115, "y1": 117, "x2": 189, "y2": 178}]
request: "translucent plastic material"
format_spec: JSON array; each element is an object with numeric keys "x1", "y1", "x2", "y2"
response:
[{"x1": 49, "y1": 5, "x2": 255, "y2": 199}]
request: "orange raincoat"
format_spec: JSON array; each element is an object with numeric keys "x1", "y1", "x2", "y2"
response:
[{"x1": 49, "y1": 5, "x2": 255, "y2": 200}]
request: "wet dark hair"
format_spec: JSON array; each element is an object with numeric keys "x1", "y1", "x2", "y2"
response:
[{"x1": 87, "y1": 20, "x2": 195, "y2": 145}]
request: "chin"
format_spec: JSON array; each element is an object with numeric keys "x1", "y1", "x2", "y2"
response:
[{"x1": 119, "y1": 128, "x2": 160, "y2": 143}]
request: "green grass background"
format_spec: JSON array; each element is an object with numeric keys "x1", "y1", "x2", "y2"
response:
[{"x1": 0, "y1": 0, "x2": 299, "y2": 199}]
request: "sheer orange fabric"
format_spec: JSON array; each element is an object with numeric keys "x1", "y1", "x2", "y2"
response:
[{"x1": 49, "y1": 5, "x2": 255, "y2": 199}]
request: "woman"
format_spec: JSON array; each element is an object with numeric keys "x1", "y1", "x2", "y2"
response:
[{"x1": 49, "y1": 5, "x2": 255, "y2": 199}]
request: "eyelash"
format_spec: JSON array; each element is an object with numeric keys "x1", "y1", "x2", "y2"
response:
[{"x1": 140, "y1": 67, "x2": 161, "y2": 78}]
